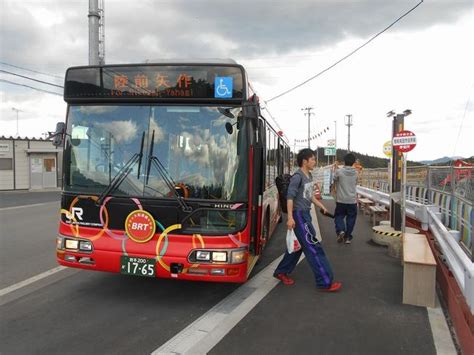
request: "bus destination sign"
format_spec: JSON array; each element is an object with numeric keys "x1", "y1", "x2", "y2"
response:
[{"x1": 64, "y1": 65, "x2": 245, "y2": 101}]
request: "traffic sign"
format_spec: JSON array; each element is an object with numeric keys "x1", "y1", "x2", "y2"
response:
[
  {"x1": 324, "y1": 147, "x2": 336, "y2": 156},
  {"x1": 393, "y1": 130, "x2": 416, "y2": 153},
  {"x1": 327, "y1": 139, "x2": 336, "y2": 147},
  {"x1": 383, "y1": 141, "x2": 392, "y2": 157}
]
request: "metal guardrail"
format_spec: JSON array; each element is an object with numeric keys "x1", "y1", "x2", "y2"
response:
[{"x1": 357, "y1": 186, "x2": 474, "y2": 314}]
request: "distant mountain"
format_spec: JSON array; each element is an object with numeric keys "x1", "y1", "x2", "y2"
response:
[{"x1": 419, "y1": 156, "x2": 465, "y2": 165}]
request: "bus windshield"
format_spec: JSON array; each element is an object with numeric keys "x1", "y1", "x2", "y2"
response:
[{"x1": 64, "y1": 105, "x2": 248, "y2": 201}]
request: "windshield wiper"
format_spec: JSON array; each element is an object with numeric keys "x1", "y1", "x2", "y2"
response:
[
  {"x1": 145, "y1": 130, "x2": 192, "y2": 213},
  {"x1": 96, "y1": 131, "x2": 145, "y2": 206}
]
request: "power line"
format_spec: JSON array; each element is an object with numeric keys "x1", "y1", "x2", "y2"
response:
[
  {"x1": 0, "y1": 79, "x2": 62, "y2": 96},
  {"x1": 267, "y1": 0, "x2": 424, "y2": 102},
  {"x1": 0, "y1": 61, "x2": 64, "y2": 79},
  {"x1": 261, "y1": 100, "x2": 283, "y2": 132},
  {"x1": 0, "y1": 69, "x2": 64, "y2": 88}
]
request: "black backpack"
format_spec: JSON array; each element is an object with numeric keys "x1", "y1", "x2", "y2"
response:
[{"x1": 275, "y1": 173, "x2": 302, "y2": 213}]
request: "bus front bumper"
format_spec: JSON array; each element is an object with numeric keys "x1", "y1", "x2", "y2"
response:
[{"x1": 57, "y1": 249, "x2": 249, "y2": 283}]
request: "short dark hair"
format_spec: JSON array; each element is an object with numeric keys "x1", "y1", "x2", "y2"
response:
[
  {"x1": 296, "y1": 148, "x2": 315, "y2": 167},
  {"x1": 344, "y1": 153, "x2": 356, "y2": 166}
]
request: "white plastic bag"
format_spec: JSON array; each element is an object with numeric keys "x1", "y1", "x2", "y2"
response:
[{"x1": 286, "y1": 229, "x2": 302, "y2": 254}]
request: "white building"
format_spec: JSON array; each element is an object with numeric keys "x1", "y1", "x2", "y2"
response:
[{"x1": 0, "y1": 136, "x2": 62, "y2": 190}]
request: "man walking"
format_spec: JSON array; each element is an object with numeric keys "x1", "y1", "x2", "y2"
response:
[
  {"x1": 274, "y1": 148, "x2": 342, "y2": 292},
  {"x1": 333, "y1": 153, "x2": 358, "y2": 244}
]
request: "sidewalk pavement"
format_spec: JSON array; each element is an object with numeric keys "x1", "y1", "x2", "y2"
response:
[{"x1": 210, "y1": 200, "x2": 437, "y2": 355}]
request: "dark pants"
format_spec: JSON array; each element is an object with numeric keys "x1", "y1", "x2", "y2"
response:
[
  {"x1": 334, "y1": 202, "x2": 358, "y2": 240},
  {"x1": 274, "y1": 209, "x2": 334, "y2": 288}
]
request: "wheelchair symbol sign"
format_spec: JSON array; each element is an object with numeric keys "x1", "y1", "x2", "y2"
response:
[{"x1": 214, "y1": 77, "x2": 233, "y2": 98}]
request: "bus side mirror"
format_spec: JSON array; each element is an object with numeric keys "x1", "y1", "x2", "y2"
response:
[{"x1": 52, "y1": 122, "x2": 66, "y2": 147}]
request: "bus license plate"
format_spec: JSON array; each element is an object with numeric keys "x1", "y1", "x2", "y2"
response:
[{"x1": 120, "y1": 256, "x2": 156, "y2": 277}]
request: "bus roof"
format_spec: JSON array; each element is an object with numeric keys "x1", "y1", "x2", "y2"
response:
[{"x1": 144, "y1": 58, "x2": 238, "y2": 65}]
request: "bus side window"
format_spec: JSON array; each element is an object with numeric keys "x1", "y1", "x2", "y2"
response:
[
  {"x1": 266, "y1": 128, "x2": 271, "y2": 188},
  {"x1": 276, "y1": 141, "x2": 281, "y2": 176},
  {"x1": 286, "y1": 147, "x2": 291, "y2": 173},
  {"x1": 270, "y1": 131, "x2": 276, "y2": 185}
]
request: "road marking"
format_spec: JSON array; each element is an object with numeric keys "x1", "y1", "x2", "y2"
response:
[
  {"x1": 153, "y1": 207, "x2": 321, "y2": 355},
  {"x1": 427, "y1": 295, "x2": 457, "y2": 355},
  {"x1": 153, "y1": 254, "x2": 303, "y2": 355},
  {"x1": 0, "y1": 201, "x2": 58, "y2": 211},
  {"x1": 0, "y1": 266, "x2": 67, "y2": 298}
]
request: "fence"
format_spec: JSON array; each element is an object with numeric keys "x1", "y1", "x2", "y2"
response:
[{"x1": 358, "y1": 165, "x2": 473, "y2": 258}]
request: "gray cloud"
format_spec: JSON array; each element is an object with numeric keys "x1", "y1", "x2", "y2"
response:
[
  {"x1": 1, "y1": 1, "x2": 87, "y2": 78},
  {"x1": 105, "y1": 0, "x2": 472, "y2": 61},
  {"x1": 2, "y1": 0, "x2": 471, "y2": 75}
]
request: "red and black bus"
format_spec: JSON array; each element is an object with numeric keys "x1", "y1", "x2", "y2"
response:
[{"x1": 54, "y1": 60, "x2": 291, "y2": 282}]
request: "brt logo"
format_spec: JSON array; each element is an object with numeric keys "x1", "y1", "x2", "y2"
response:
[{"x1": 125, "y1": 210, "x2": 156, "y2": 243}]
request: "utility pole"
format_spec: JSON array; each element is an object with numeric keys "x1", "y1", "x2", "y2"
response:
[
  {"x1": 301, "y1": 107, "x2": 314, "y2": 149},
  {"x1": 89, "y1": 0, "x2": 105, "y2": 65},
  {"x1": 334, "y1": 120, "x2": 337, "y2": 164},
  {"x1": 293, "y1": 139, "x2": 297, "y2": 167},
  {"x1": 98, "y1": 0, "x2": 105, "y2": 65},
  {"x1": 344, "y1": 114, "x2": 353, "y2": 152},
  {"x1": 12, "y1": 107, "x2": 23, "y2": 137}
]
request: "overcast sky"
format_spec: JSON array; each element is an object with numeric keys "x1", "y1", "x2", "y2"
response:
[{"x1": 0, "y1": 0, "x2": 472, "y2": 161}]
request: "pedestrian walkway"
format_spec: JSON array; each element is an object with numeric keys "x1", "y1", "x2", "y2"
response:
[{"x1": 209, "y1": 200, "x2": 450, "y2": 355}]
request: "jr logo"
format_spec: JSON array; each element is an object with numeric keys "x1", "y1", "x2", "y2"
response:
[{"x1": 66, "y1": 207, "x2": 84, "y2": 221}]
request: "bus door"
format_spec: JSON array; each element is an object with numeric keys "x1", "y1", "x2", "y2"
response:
[{"x1": 250, "y1": 118, "x2": 265, "y2": 255}]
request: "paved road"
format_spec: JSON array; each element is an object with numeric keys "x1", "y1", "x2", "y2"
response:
[
  {"x1": 0, "y1": 193, "x2": 450, "y2": 354},
  {"x1": 0, "y1": 202, "x2": 60, "y2": 288},
  {"x1": 0, "y1": 192, "x2": 287, "y2": 354},
  {"x1": 0, "y1": 190, "x2": 60, "y2": 208},
  {"x1": 209, "y1": 201, "x2": 437, "y2": 355}
]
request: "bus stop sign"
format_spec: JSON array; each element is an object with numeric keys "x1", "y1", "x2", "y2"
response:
[{"x1": 393, "y1": 130, "x2": 417, "y2": 153}]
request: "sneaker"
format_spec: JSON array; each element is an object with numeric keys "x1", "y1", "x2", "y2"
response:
[
  {"x1": 318, "y1": 281, "x2": 342, "y2": 292},
  {"x1": 336, "y1": 231, "x2": 345, "y2": 243},
  {"x1": 274, "y1": 273, "x2": 295, "y2": 285},
  {"x1": 344, "y1": 237, "x2": 352, "y2": 244}
]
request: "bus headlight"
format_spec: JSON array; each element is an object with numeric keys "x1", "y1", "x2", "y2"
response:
[
  {"x1": 231, "y1": 250, "x2": 246, "y2": 264},
  {"x1": 56, "y1": 236, "x2": 64, "y2": 250},
  {"x1": 211, "y1": 251, "x2": 228, "y2": 262},
  {"x1": 65, "y1": 239, "x2": 79, "y2": 250},
  {"x1": 190, "y1": 249, "x2": 246, "y2": 264},
  {"x1": 196, "y1": 251, "x2": 211, "y2": 261},
  {"x1": 79, "y1": 240, "x2": 93, "y2": 252}
]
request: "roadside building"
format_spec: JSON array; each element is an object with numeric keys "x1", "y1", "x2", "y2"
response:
[{"x1": 0, "y1": 136, "x2": 62, "y2": 190}]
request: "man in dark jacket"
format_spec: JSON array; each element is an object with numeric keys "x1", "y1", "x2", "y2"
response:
[
  {"x1": 273, "y1": 148, "x2": 342, "y2": 292},
  {"x1": 333, "y1": 153, "x2": 358, "y2": 244}
]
